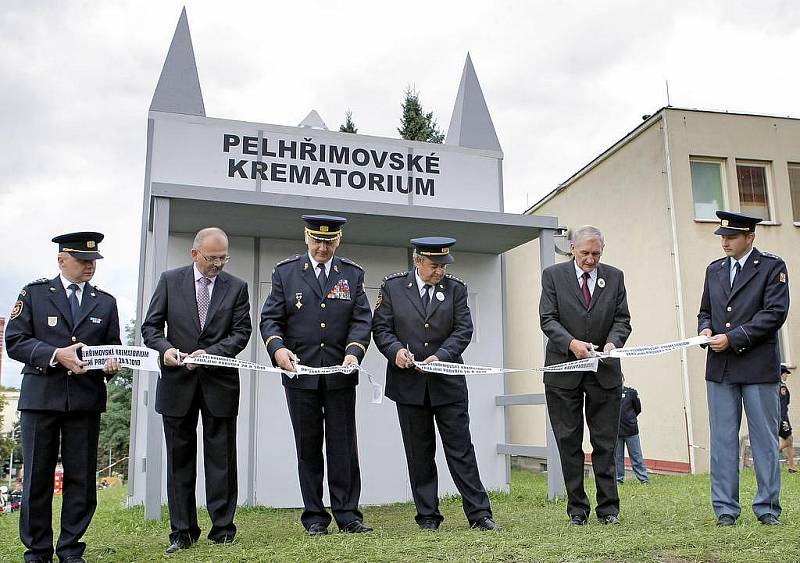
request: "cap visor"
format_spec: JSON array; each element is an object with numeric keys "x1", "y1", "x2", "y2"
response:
[
  {"x1": 714, "y1": 227, "x2": 747, "y2": 235},
  {"x1": 68, "y1": 251, "x2": 103, "y2": 260},
  {"x1": 430, "y1": 254, "x2": 455, "y2": 265}
]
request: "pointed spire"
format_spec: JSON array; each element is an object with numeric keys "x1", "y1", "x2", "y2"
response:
[
  {"x1": 298, "y1": 110, "x2": 329, "y2": 130},
  {"x1": 150, "y1": 7, "x2": 205, "y2": 116},
  {"x1": 445, "y1": 53, "x2": 501, "y2": 151}
]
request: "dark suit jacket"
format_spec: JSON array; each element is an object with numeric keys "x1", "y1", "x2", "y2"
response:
[
  {"x1": 141, "y1": 265, "x2": 252, "y2": 417},
  {"x1": 5, "y1": 276, "x2": 121, "y2": 412},
  {"x1": 260, "y1": 254, "x2": 372, "y2": 390},
  {"x1": 539, "y1": 260, "x2": 632, "y2": 390},
  {"x1": 372, "y1": 271, "x2": 473, "y2": 406},
  {"x1": 618, "y1": 386, "x2": 641, "y2": 437},
  {"x1": 698, "y1": 248, "x2": 789, "y2": 384}
]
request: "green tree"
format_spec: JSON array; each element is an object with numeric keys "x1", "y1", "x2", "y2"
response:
[
  {"x1": 339, "y1": 110, "x2": 358, "y2": 133},
  {"x1": 97, "y1": 320, "x2": 134, "y2": 476},
  {"x1": 398, "y1": 87, "x2": 444, "y2": 143}
]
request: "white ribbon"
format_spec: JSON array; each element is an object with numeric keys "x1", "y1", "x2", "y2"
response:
[
  {"x1": 81, "y1": 345, "x2": 161, "y2": 372},
  {"x1": 599, "y1": 335, "x2": 709, "y2": 358},
  {"x1": 182, "y1": 354, "x2": 384, "y2": 404},
  {"x1": 413, "y1": 357, "x2": 600, "y2": 376}
]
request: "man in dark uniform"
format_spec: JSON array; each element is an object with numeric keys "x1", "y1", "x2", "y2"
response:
[
  {"x1": 5, "y1": 232, "x2": 121, "y2": 563},
  {"x1": 141, "y1": 227, "x2": 252, "y2": 553},
  {"x1": 372, "y1": 237, "x2": 495, "y2": 531},
  {"x1": 260, "y1": 215, "x2": 372, "y2": 536},
  {"x1": 698, "y1": 211, "x2": 789, "y2": 526}
]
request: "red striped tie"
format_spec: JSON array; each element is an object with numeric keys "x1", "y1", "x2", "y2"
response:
[{"x1": 581, "y1": 272, "x2": 592, "y2": 307}]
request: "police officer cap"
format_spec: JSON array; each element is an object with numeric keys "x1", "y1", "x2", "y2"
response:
[
  {"x1": 714, "y1": 211, "x2": 762, "y2": 235},
  {"x1": 52, "y1": 232, "x2": 104, "y2": 260},
  {"x1": 302, "y1": 214, "x2": 347, "y2": 240},
  {"x1": 411, "y1": 237, "x2": 456, "y2": 265}
]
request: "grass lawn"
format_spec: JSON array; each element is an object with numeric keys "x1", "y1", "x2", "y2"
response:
[{"x1": 1, "y1": 468, "x2": 798, "y2": 562}]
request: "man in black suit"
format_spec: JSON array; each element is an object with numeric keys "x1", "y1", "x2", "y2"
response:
[
  {"x1": 539, "y1": 225, "x2": 631, "y2": 525},
  {"x1": 141, "y1": 227, "x2": 252, "y2": 553},
  {"x1": 260, "y1": 215, "x2": 373, "y2": 536},
  {"x1": 5, "y1": 232, "x2": 121, "y2": 563},
  {"x1": 372, "y1": 237, "x2": 495, "y2": 531}
]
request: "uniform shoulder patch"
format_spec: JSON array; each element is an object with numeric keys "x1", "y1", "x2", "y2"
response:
[
  {"x1": 760, "y1": 251, "x2": 782, "y2": 261},
  {"x1": 340, "y1": 257, "x2": 364, "y2": 271},
  {"x1": 275, "y1": 255, "x2": 302, "y2": 267},
  {"x1": 382, "y1": 271, "x2": 408, "y2": 282},
  {"x1": 445, "y1": 273, "x2": 467, "y2": 286},
  {"x1": 27, "y1": 277, "x2": 50, "y2": 286},
  {"x1": 10, "y1": 300, "x2": 23, "y2": 320},
  {"x1": 93, "y1": 286, "x2": 114, "y2": 297}
]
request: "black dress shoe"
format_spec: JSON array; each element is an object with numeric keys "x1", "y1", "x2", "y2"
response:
[
  {"x1": 211, "y1": 534, "x2": 236, "y2": 544},
  {"x1": 758, "y1": 513, "x2": 780, "y2": 526},
  {"x1": 307, "y1": 523, "x2": 329, "y2": 536},
  {"x1": 568, "y1": 514, "x2": 588, "y2": 526},
  {"x1": 471, "y1": 516, "x2": 496, "y2": 530},
  {"x1": 341, "y1": 520, "x2": 373, "y2": 533},
  {"x1": 418, "y1": 518, "x2": 440, "y2": 531},
  {"x1": 165, "y1": 536, "x2": 195, "y2": 554},
  {"x1": 599, "y1": 514, "x2": 621, "y2": 525},
  {"x1": 716, "y1": 514, "x2": 736, "y2": 527}
]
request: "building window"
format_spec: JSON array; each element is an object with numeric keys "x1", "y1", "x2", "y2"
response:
[
  {"x1": 690, "y1": 158, "x2": 725, "y2": 220},
  {"x1": 788, "y1": 163, "x2": 800, "y2": 223},
  {"x1": 736, "y1": 161, "x2": 771, "y2": 221}
]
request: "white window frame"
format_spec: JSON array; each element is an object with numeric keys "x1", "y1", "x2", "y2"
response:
[
  {"x1": 734, "y1": 159, "x2": 777, "y2": 224},
  {"x1": 786, "y1": 162, "x2": 800, "y2": 227},
  {"x1": 690, "y1": 156, "x2": 728, "y2": 222}
]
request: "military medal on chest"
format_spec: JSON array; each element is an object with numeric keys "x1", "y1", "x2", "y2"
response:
[{"x1": 295, "y1": 292, "x2": 303, "y2": 309}]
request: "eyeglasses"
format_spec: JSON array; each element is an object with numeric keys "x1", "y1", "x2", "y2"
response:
[{"x1": 198, "y1": 252, "x2": 231, "y2": 265}]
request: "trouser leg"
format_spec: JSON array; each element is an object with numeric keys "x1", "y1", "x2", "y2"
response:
[
  {"x1": 434, "y1": 400, "x2": 492, "y2": 524},
  {"x1": 55, "y1": 412, "x2": 100, "y2": 560},
  {"x1": 20, "y1": 411, "x2": 60, "y2": 562},
  {"x1": 200, "y1": 410, "x2": 238, "y2": 540},
  {"x1": 583, "y1": 378, "x2": 621, "y2": 517},
  {"x1": 615, "y1": 437, "x2": 626, "y2": 483},
  {"x1": 396, "y1": 402, "x2": 442, "y2": 524},
  {"x1": 625, "y1": 435, "x2": 649, "y2": 483},
  {"x1": 707, "y1": 380, "x2": 743, "y2": 519},
  {"x1": 162, "y1": 404, "x2": 201, "y2": 542},
  {"x1": 323, "y1": 386, "x2": 363, "y2": 527},
  {"x1": 545, "y1": 384, "x2": 590, "y2": 518},
  {"x1": 742, "y1": 383, "x2": 781, "y2": 519},
  {"x1": 284, "y1": 386, "x2": 330, "y2": 529}
]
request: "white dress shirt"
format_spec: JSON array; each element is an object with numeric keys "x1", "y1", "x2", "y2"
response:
[
  {"x1": 60, "y1": 274, "x2": 85, "y2": 305},
  {"x1": 307, "y1": 252, "x2": 333, "y2": 278},
  {"x1": 729, "y1": 248, "x2": 754, "y2": 286},
  {"x1": 193, "y1": 263, "x2": 217, "y2": 299},
  {"x1": 415, "y1": 270, "x2": 434, "y2": 300},
  {"x1": 573, "y1": 261, "x2": 597, "y2": 296}
]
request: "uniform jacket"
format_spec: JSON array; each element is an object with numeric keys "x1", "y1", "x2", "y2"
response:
[
  {"x1": 539, "y1": 260, "x2": 632, "y2": 390},
  {"x1": 698, "y1": 248, "x2": 789, "y2": 384},
  {"x1": 5, "y1": 276, "x2": 121, "y2": 412},
  {"x1": 372, "y1": 271, "x2": 473, "y2": 406},
  {"x1": 260, "y1": 254, "x2": 372, "y2": 390},
  {"x1": 141, "y1": 265, "x2": 252, "y2": 417},
  {"x1": 618, "y1": 386, "x2": 642, "y2": 437}
]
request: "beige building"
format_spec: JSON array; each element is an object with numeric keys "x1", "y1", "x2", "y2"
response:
[
  {"x1": 506, "y1": 107, "x2": 799, "y2": 474},
  {"x1": 1, "y1": 390, "x2": 20, "y2": 434}
]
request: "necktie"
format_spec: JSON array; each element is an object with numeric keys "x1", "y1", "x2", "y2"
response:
[
  {"x1": 67, "y1": 283, "x2": 80, "y2": 323},
  {"x1": 581, "y1": 272, "x2": 592, "y2": 307},
  {"x1": 317, "y1": 263, "x2": 327, "y2": 291},
  {"x1": 421, "y1": 284, "x2": 432, "y2": 313},
  {"x1": 197, "y1": 277, "x2": 211, "y2": 330},
  {"x1": 731, "y1": 261, "x2": 741, "y2": 288}
]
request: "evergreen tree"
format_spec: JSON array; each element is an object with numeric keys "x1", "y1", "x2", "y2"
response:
[
  {"x1": 398, "y1": 87, "x2": 444, "y2": 143},
  {"x1": 339, "y1": 110, "x2": 358, "y2": 133}
]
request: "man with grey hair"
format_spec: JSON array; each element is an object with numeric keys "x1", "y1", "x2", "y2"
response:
[
  {"x1": 539, "y1": 225, "x2": 631, "y2": 526},
  {"x1": 142, "y1": 227, "x2": 252, "y2": 553}
]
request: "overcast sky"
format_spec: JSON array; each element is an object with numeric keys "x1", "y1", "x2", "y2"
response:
[{"x1": 2, "y1": 0, "x2": 799, "y2": 387}]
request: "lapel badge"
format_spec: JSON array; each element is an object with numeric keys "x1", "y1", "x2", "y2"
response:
[
  {"x1": 47, "y1": 316, "x2": 58, "y2": 327},
  {"x1": 90, "y1": 292, "x2": 96, "y2": 297},
  {"x1": 295, "y1": 292, "x2": 303, "y2": 309},
  {"x1": 754, "y1": 260, "x2": 759, "y2": 265},
  {"x1": 597, "y1": 278, "x2": 606, "y2": 288},
  {"x1": 436, "y1": 291, "x2": 445, "y2": 302},
  {"x1": 408, "y1": 282, "x2": 413, "y2": 288},
  {"x1": 49, "y1": 287, "x2": 56, "y2": 292},
  {"x1": 334, "y1": 264, "x2": 339, "y2": 273},
  {"x1": 303, "y1": 262, "x2": 309, "y2": 271}
]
